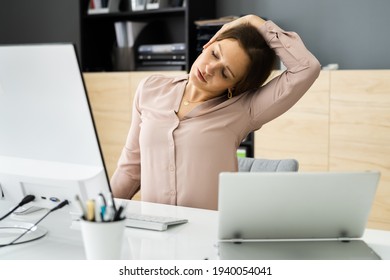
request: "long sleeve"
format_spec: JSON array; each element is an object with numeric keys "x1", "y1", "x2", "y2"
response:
[{"x1": 249, "y1": 20, "x2": 321, "y2": 130}]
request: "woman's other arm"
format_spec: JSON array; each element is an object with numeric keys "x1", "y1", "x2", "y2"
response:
[{"x1": 110, "y1": 80, "x2": 144, "y2": 199}]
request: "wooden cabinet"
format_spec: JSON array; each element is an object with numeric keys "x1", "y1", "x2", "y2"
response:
[{"x1": 255, "y1": 71, "x2": 331, "y2": 171}]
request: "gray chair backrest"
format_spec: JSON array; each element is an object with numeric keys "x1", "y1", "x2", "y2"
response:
[{"x1": 238, "y1": 157, "x2": 299, "y2": 172}]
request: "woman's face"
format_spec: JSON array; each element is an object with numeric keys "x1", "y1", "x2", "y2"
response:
[{"x1": 189, "y1": 38, "x2": 250, "y2": 97}]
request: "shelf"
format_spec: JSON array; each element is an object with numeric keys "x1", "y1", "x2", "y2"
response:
[
  {"x1": 85, "y1": 7, "x2": 185, "y2": 20},
  {"x1": 81, "y1": 0, "x2": 216, "y2": 72}
]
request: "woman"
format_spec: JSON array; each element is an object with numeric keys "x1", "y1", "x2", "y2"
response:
[{"x1": 110, "y1": 15, "x2": 321, "y2": 210}]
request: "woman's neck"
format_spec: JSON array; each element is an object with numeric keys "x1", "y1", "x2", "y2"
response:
[{"x1": 184, "y1": 82, "x2": 223, "y2": 103}]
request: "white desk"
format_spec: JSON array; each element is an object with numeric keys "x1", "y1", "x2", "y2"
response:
[{"x1": 1, "y1": 199, "x2": 390, "y2": 260}]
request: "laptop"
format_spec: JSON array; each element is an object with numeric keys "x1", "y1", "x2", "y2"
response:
[{"x1": 217, "y1": 171, "x2": 381, "y2": 260}]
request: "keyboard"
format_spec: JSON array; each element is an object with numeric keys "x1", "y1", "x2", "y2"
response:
[{"x1": 124, "y1": 213, "x2": 188, "y2": 231}]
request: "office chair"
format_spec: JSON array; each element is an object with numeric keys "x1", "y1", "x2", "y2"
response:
[{"x1": 237, "y1": 157, "x2": 299, "y2": 172}]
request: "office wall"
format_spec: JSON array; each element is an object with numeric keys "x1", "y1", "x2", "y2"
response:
[
  {"x1": 255, "y1": 70, "x2": 390, "y2": 230},
  {"x1": 216, "y1": 0, "x2": 390, "y2": 69},
  {"x1": 0, "y1": 0, "x2": 81, "y2": 58}
]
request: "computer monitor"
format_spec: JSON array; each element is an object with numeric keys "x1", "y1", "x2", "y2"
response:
[{"x1": 0, "y1": 44, "x2": 111, "y2": 213}]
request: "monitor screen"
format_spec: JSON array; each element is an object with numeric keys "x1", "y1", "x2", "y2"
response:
[{"x1": 0, "y1": 44, "x2": 111, "y2": 212}]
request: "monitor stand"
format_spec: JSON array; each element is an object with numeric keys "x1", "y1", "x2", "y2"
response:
[{"x1": 0, "y1": 221, "x2": 47, "y2": 247}]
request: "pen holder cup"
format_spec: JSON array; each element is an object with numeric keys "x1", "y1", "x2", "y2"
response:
[{"x1": 80, "y1": 217, "x2": 125, "y2": 260}]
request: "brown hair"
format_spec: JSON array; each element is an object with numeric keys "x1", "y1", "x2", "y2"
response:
[{"x1": 216, "y1": 23, "x2": 276, "y2": 96}]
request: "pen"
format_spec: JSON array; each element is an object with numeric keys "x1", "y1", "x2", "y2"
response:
[
  {"x1": 75, "y1": 195, "x2": 86, "y2": 219},
  {"x1": 98, "y1": 192, "x2": 107, "y2": 217},
  {"x1": 98, "y1": 192, "x2": 106, "y2": 203},
  {"x1": 113, "y1": 203, "x2": 126, "y2": 221},
  {"x1": 96, "y1": 194, "x2": 106, "y2": 222},
  {"x1": 103, "y1": 199, "x2": 115, "y2": 222},
  {"x1": 86, "y1": 199, "x2": 95, "y2": 221},
  {"x1": 105, "y1": 191, "x2": 117, "y2": 213},
  {"x1": 95, "y1": 201, "x2": 102, "y2": 222}
]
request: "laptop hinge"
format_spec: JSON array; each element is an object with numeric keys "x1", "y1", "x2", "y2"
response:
[{"x1": 337, "y1": 237, "x2": 352, "y2": 242}]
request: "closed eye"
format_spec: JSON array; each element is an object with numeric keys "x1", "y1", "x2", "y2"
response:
[{"x1": 211, "y1": 50, "x2": 228, "y2": 79}]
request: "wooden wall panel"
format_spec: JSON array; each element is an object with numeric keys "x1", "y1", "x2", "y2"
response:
[
  {"x1": 330, "y1": 70, "x2": 390, "y2": 230},
  {"x1": 255, "y1": 71, "x2": 330, "y2": 171},
  {"x1": 84, "y1": 72, "x2": 132, "y2": 178}
]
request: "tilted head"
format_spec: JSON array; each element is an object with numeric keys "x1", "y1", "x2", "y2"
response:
[{"x1": 216, "y1": 23, "x2": 276, "y2": 96}]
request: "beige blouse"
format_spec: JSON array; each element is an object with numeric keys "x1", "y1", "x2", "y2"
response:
[{"x1": 110, "y1": 20, "x2": 321, "y2": 210}]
